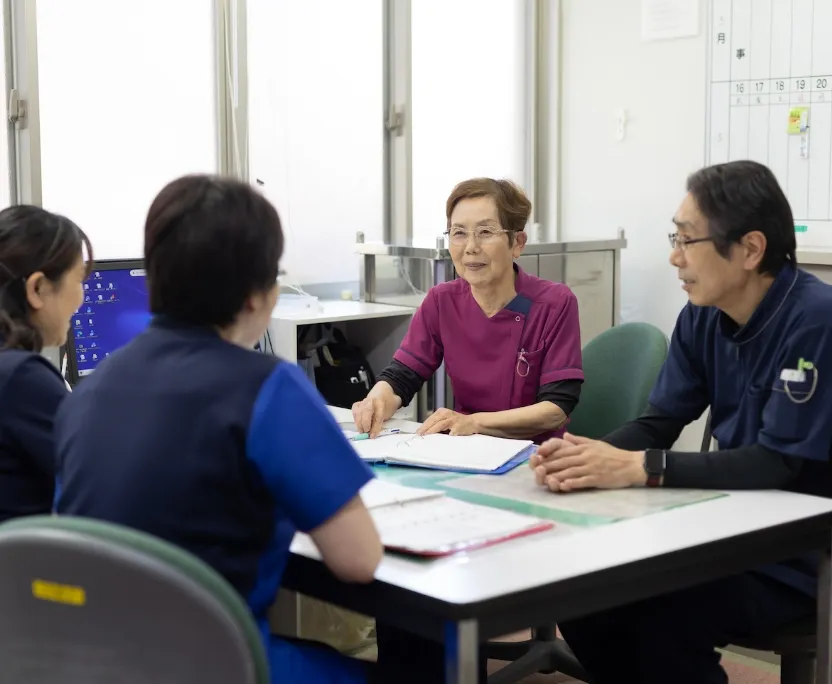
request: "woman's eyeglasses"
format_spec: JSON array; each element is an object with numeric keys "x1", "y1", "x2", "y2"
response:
[{"x1": 445, "y1": 227, "x2": 511, "y2": 246}]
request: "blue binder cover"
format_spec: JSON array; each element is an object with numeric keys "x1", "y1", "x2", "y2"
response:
[{"x1": 366, "y1": 443, "x2": 535, "y2": 476}]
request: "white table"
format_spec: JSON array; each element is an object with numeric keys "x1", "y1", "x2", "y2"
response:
[{"x1": 283, "y1": 407, "x2": 832, "y2": 684}]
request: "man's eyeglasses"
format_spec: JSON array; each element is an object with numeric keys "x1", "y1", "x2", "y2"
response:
[
  {"x1": 668, "y1": 233, "x2": 713, "y2": 251},
  {"x1": 445, "y1": 226, "x2": 511, "y2": 246}
]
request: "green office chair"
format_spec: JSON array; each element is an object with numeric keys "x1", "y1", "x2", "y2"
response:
[
  {"x1": 567, "y1": 322, "x2": 670, "y2": 440},
  {"x1": 0, "y1": 515, "x2": 270, "y2": 684},
  {"x1": 487, "y1": 322, "x2": 669, "y2": 684}
]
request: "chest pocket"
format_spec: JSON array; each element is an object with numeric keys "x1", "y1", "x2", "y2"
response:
[
  {"x1": 773, "y1": 368, "x2": 818, "y2": 404},
  {"x1": 715, "y1": 382, "x2": 771, "y2": 449},
  {"x1": 510, "y1": 345, "x2": 545, "y2": 409}
]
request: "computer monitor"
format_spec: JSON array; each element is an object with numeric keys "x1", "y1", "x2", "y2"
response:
[{"x1": 65, "y1": 259, "x2": 151, "y2": 385}]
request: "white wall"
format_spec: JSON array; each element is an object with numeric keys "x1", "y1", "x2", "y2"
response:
[{"x1": 558, "y1": 0, "x2": 709, "y2": 448}]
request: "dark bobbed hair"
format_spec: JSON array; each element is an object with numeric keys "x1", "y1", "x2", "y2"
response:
[{"x1": 144, "y1": 175, "x2": 284, "y2": 328}]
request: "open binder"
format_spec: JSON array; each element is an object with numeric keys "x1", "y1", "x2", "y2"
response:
[
  {"x1": 351, "y1": 433, "x2": 535, "y2": 475},
  {"x1": 359, "y1": 479, "x2": 553, "y2": 557}
]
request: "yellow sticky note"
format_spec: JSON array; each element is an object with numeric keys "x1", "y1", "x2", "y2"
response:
[
  {"x1": 788, "y1": 107, "x2": 810, "y2": 135},
  {"x1": 31, "y1": 579, "x2": 86, "y2": 606}
]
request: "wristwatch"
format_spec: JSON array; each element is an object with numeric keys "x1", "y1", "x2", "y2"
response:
[{"x1": 643, "y1": 449, "x2": 666, "y2": 487}]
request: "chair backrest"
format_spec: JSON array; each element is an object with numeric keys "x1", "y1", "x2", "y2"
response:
[
  {"x1": 0, "y1": 515, "x2": 269, "y2": 684},
  {"x1": 567, "y1": 322, "x2": 669, "y2": 440}
]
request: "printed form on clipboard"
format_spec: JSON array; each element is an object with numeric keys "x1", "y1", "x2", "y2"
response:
[
  {"x1": 359, "y1": 479, "x2": 553, "y2": 557},
  {"x1": 351, "y1": 433, "x2": 535, "y2": 474}
]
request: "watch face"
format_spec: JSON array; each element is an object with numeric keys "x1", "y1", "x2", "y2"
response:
[{"x1": 645, "y1": 449, "x2": 666, "y2": 474}]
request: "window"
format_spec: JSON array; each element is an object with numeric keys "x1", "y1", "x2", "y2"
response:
[
  {"x1": 248, "y1": 0, "x2": 384, "y2": 285},
  {"x1": 37, "y1": 0, "x2": 216, "y2": 259},
  {"x1": 411, "y1": 0, "x2": 528, "y2": 245}
]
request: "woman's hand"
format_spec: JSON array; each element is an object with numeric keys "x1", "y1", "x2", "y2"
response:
[
  {"x1": 418, "y1": 408, "x2": 479, "y2": 436},
  {"x1": 351, "y1": 397, "x2": 388, "y2": 438}
]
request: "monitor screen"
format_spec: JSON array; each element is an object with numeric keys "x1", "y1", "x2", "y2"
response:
[{"x1": 69, "y1": 260, "x2": 151, "y2": 379}]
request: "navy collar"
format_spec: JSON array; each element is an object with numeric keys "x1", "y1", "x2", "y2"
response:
[
  {"x1": 718, "y1": 263, "x2": 799, "y2": 344},
  {"x1": 501, "y1": 264, "x2": 533, "y2": 316}
]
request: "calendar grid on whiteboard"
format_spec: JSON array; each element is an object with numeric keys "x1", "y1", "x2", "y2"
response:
[{"x1": 706, "y1": 0, "x2": 832, "y2": 252}]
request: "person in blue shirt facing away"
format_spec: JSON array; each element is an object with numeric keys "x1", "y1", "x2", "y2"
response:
[
  {"x1": 531, "y1": 160, "x2": 831, "y2": 684},
  {"x1": 54, "y1": 175, "x2": 386, "y2": 683},
  {"x1": 0, "y1": 206, "x2": 90, "y2": 522}
]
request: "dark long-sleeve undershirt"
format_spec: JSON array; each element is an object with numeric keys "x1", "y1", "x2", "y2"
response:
[
  {"x1": 602, "y1": 404, "x2": 803, "y2": 490},
  {"x1": 376, "y1": 359, "x2": 582, "y2": 416}
]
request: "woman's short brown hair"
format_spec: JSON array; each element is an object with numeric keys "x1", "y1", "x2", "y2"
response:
[{"x1": 445, "y1": 178, "x2": 532, "y2": 244}]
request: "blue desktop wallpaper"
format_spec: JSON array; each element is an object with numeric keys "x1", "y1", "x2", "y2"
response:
[{"x1": 71, "y1": 267, "x2": 151, "y2": 376}]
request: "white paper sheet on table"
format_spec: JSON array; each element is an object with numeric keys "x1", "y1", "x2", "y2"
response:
[
  {"x1": 441, "y1": 467, "x2": 724, "y2": 520},
  {"x1": 359, "y1": 479, "x2": 443, "y2": 509}
]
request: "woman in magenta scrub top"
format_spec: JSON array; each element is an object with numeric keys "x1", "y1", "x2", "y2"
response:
[
  {"x1": 353, "y1": 178, "x2": 585, "y2": 681},
  {"x1": 353, "y1": 177, "x2": 584, "y2": 443}
]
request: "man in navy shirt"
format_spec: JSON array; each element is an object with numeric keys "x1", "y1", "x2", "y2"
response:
[{"x1": 531, "y1": 160, "x2": 832, "y2": 684}]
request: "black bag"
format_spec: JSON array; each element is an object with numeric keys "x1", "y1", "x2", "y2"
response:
[{"x1": 300, "y1": 324, "x2": 375, "y2": 409}]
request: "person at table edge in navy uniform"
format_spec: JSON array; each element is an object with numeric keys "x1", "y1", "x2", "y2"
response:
[
  {"x1": 54, "y1": 175, "x2": 403, "y2": 683},
  {"x1": 531, "y1": 160, "x2": 832, "y2": 684},
  {"x1": 0, "y1": 205, "x2": 90, "y2": 523}
]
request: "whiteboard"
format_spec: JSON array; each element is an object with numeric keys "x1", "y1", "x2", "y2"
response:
[{"x1": 706, "y1": 0, "x2": 832, "y2": 251}]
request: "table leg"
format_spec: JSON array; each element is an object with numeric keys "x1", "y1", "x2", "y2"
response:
[
  {"x1": 444, "y1": 619, "x2": 479, "y2": 684},
  {"x1": 817, "y1": 539, "x2": 832, "y2": 684}
]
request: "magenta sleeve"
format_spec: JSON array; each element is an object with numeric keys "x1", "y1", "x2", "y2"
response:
[
  {"x1": 392, "y1": 289, "x2": 444, "y2": 379},
  {"x1": 539, "y1": 291, "x2": 584, "y2": 386}
]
